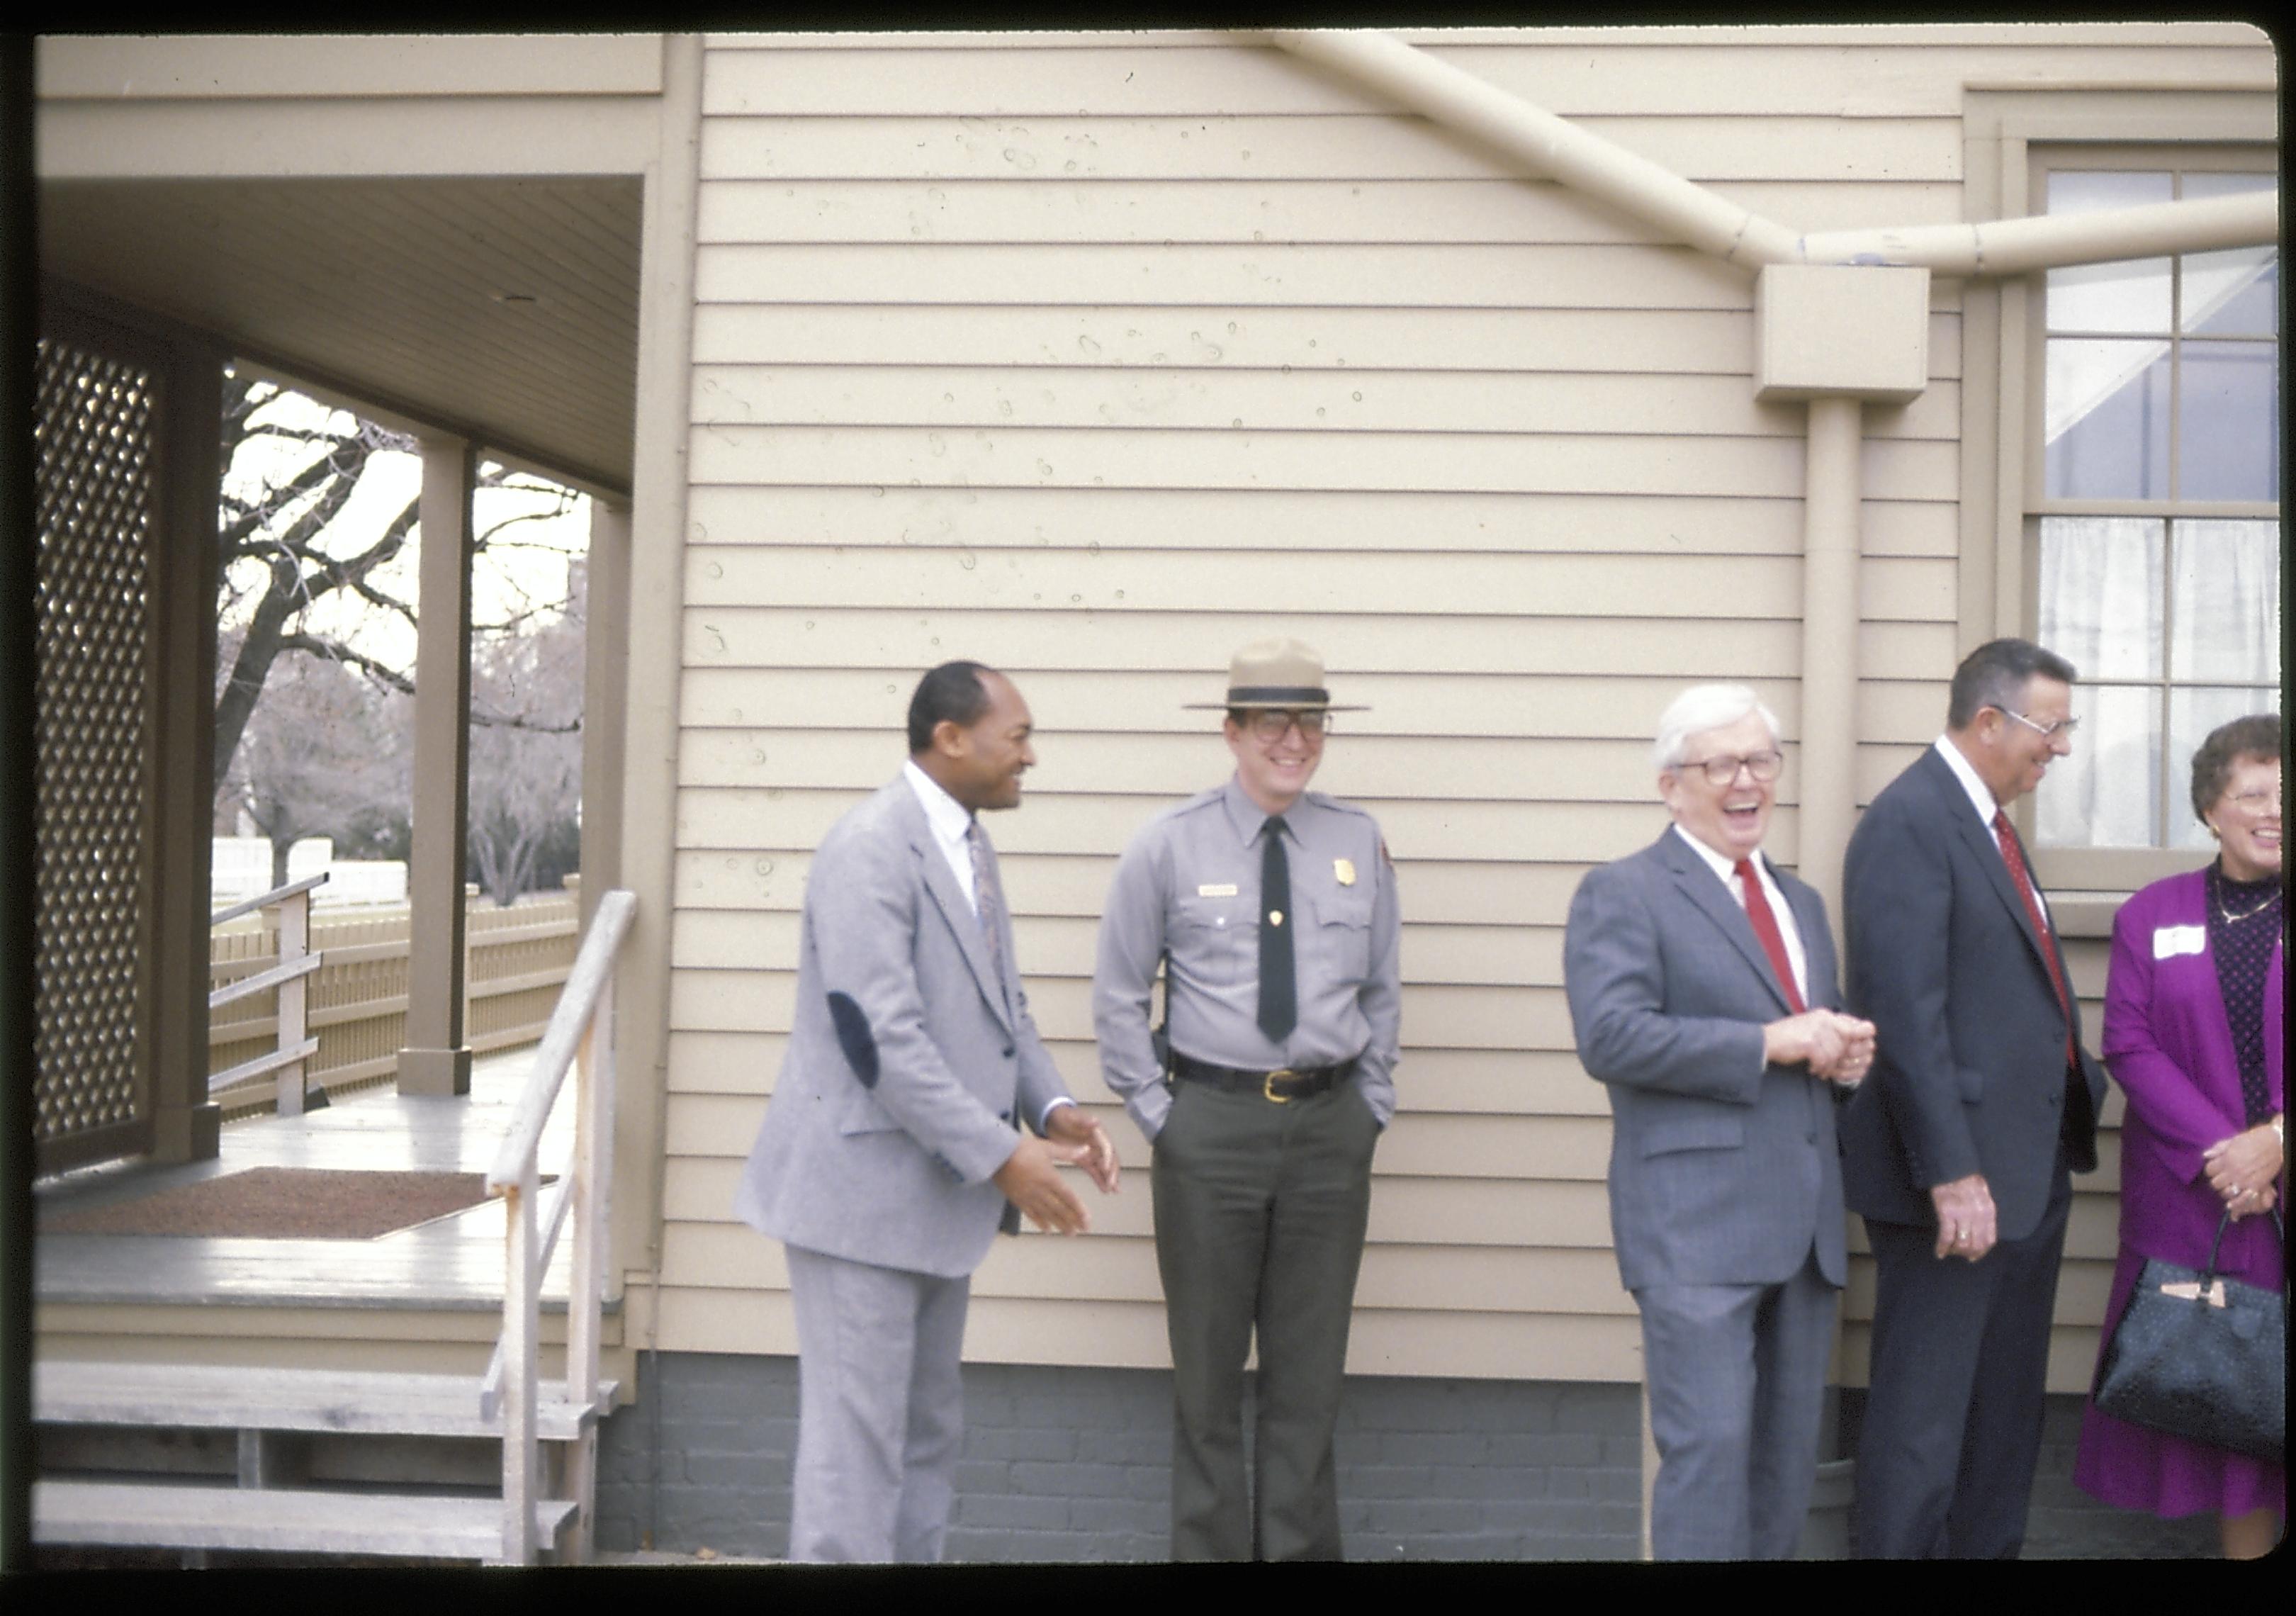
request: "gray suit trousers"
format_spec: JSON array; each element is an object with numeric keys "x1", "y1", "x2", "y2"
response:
[
  {"x1": 784, "y1": 1243, "x2": 971, "y2": 1563},
  {"x1": 1151, "y1": 1077, "x2": 1380, "y2": 1561},
  {"x1": 1635, "y1": 1247, "x2": 1836, "y2": 1560}
]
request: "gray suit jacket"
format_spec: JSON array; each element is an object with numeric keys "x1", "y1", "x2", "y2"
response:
[
  {"x1": 733, "y1": 775, "x2": 1072, "y2": 1279},
  {"x1": 1563, "y1": 828, "x2": 1849, "y2": 1292}
]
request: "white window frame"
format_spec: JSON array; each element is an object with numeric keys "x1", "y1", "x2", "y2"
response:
[{"x1": 1957, "y1": 84, "x2": 2280, "y2": 897}]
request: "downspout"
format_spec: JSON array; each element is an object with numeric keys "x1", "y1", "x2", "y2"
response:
[
  {"x1": 1803, "y1": 190, "x2": 2275, "y2": 275},
  {"x1": 1263, "y1": 30, "x2": 2278, "y2": 276},
  {"x1": 1267, "y1": 28, "x2": 1801, "y2": 267},
  {"x1": 1797, "y1": 398, "x2": 1863, "y2": 926}
]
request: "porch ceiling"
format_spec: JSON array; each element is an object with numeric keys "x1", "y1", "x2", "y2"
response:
[{"x1": 38, "y1": 175, "x2": 642, "y2": 496}]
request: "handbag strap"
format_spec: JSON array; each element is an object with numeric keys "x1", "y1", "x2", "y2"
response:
[
  {"x1": 2203, "y1": 1209, "x2": 2234, "y2": 1281},
  {"x1": 2202, "y1": 1206, "x2": 2287, "y2": 1288}
]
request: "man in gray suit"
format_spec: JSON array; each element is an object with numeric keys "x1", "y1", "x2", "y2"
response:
[
  {"x1": 1563, "y1": 684, "x2": 1874, "y2": 1560},
  {"x1": 733, "y1": 661, "x2": 1120, "y2": 1563}
]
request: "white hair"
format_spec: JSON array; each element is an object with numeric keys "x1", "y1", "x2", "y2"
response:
[{"x1": 1653, "y1": 684, "x2": 1782, "y2": 773}]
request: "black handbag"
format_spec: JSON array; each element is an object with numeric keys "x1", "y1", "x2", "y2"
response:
[{"x1": 2093, "y1": 1210, "x2": 2285, "y2": 1464}]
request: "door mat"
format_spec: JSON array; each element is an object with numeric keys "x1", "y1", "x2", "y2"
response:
[{"x1": 36, "y1": 1167, "x2": 537, "y2": 1240}]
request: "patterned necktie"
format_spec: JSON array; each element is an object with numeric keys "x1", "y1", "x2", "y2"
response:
[
  {"x1": 966, "y1": 819, "x2": 1008, "y2": 997},
  {"x1": 1993, "y1": 809, "x2": 2075, "y2": 1064},
  {"x1": 1258, "y1": 817, "x2": 1297, "y2": 1045},
  {"x1": 1733, "y1": 858, "x2": 1806, "y2": 1014}
]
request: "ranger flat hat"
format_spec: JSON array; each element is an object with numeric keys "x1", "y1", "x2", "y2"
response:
[{"x1": 1185, "y1": 636, "x2": 1370, "y2": 712}]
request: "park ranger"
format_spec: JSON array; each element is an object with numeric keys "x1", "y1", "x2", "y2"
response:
[{"x1": 1093, "y1": 636, "x2": 1402, "y2": 1561}]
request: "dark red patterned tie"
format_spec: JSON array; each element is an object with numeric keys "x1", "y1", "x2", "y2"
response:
[
  {"x1": 1734, "y1": 858, "x2": 1806, "y2": 1014},
  {"x1": 1993, "y1": 809, "x2": 2076, "y2": 1065}
]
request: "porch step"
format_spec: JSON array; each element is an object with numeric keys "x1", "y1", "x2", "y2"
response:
[
  {"x1": 35, "y1": 1360, "x2": 616, "y2": 1441},
  {"x1": 33, "y1": 1478, "x2": 576, "y2": 1563}
]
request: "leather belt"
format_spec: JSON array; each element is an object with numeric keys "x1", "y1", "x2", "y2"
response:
[{"x1": 1171, "y1": 1052, "x2": 1355, "y2": 1104}]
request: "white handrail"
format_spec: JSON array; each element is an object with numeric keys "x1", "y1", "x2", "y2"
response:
[
  {"x1": 210, "y1": 870, "x2": 330, "y2": 929},
  {"x1": 208, "y1": 871, "x2": 329, "y2": 1116},
  {"x1": 480, "y1": 887, "x2": 635, "y2": 1566}
]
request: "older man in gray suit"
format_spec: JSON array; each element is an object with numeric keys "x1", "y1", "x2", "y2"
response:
[
  {"x1": 1563, "y1": 684, "x2": 1874, "y2": 1561},
  {"x1": 734, "y1": 661, "x2": 1119, "y2": 1563}
]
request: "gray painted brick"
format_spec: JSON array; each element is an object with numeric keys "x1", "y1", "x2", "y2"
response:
[
  {"x1": 592, "y1": 1354, "x2": 2166, "y2": 1562},
  {"x1": 1075, "y1": 1428, "x2": 1166, "y2": 1464},
  {"x1": 1486, "y1": 1431, "x2": 1611, "y2": 1468},
  {"x1": 1344, "y1": 1464, "x2": 1440, "y2": 1498},
  {"x1": 1375, "y1": 1431, "x2": 1492, "y2": 1466},
  {"x1": 954, "y1": 1493, "x2": 1070, "y2": 1530},
  {"x1": 1065, "y1": 1497, "x2": 1163, "y2": 1534},
  {"x1": 1010, "y1": 1460, "x2": 1127, "y2": 1498},
  {"x1": 962, "y1": 1426, "x2": 1078, "y2": 1462}
]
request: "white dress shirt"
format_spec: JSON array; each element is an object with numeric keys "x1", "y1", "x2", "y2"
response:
[
  {"x1": 1933, "y1": 734, "x2": 2047, "y2": 929},
  {"x1": 1670, "y1": 824, "x2": 1811, "y2": 1005},
  {"x1": 904, "y1": 758, "x2": 978, "y2": 914},
  {"x1": 902, "y1": 758, "x2": 1071, "y2": 1130}
]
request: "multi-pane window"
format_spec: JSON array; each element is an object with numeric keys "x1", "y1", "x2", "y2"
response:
[{"x1": 2030, "y1": 159, "x2": 2280, "y2": 851}]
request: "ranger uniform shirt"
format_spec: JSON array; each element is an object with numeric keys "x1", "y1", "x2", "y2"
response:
[{"x1": 1093, "y1": 775, "x2": 1401, "y2": 1140}]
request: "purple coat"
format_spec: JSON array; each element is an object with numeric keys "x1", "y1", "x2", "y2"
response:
[
  {"x1": 2073, "y1": 869, "x2": 2285, "y2": 1518},
  {"x1": 2100, "y1": 871, "x2": 2283, "y2": 1278}
]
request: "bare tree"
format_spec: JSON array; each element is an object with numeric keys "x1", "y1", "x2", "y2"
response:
[
  {"x1": 218, "y1": 643, "x2": 409, "y2": 889},
  {"x1": 466, "y1": 600, "x2": 584, "y2": 907},
  {"x1": 213, "y1": 371, "x2": 580, "y2": 792}
]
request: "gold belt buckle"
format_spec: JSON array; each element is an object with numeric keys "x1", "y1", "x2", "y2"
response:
[{"x1": 1264, "y1": 1068, "x2": 1296, "y2": 1103}]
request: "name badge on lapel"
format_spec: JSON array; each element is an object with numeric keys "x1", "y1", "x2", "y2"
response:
[
  {"x1": 1197, "y1": 883, "x2": 1238, "y2": 898},
  {"x1": 2152, "y1": 925, "x2": 2206, "y2": 960}
]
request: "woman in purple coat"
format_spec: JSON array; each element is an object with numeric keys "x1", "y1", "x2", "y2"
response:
[{"x1": 2073, "y1": 714, "x2": 2284, "y2": 1559}]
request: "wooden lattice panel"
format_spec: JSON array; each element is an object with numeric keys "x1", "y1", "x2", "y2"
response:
[{"x1": 33, "y1": 335, "x2": 155, "y2": 1150}]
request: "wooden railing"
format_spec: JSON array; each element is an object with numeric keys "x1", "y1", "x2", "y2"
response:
[
  {"x1": 208, "y1": 873, "x2": 329, "y2": 1117},
  {"x1": 480, "y1": 888, "x2": 634, "y2": 1566},
  {"x1": 208, "y1": 890, "x2": 580, "y2": 1114}
]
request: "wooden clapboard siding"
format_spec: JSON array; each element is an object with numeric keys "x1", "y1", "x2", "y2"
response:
[
  {"x1": 698, "y1": 30, "x2": 2265, "y2": 118},
  {"x1": 681, "y1": 486, "x2": 1961, "y2": 556},
  {"x1": 688, "y1": 366, "x2": 1964, "y2": 442},
  {"x1": 697, "y1": 179, "x2": 1977, "y2": 246},
  {"x1": 655, "y1": 26, "x2": 2266, "y2": 1386},
  {"x1": 698, "y1": 115, "x2": 1966, "y2": 186},
  {"x1": 693, "y1": 306, "x2": 1964, "y2": 380},
  {"x1": 673, "y1": 609, "x2": 1961, "y2": 670}
]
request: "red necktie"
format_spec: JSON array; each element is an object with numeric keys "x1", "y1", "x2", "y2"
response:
[
  {"x1": 1733, "y1": 858, "x2": 1806, "y2": 1014},
  {"x1": 1993, "y1": 809, "x2": 2076, "y2": 1065}
]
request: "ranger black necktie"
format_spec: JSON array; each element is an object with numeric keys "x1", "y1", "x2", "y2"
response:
[{"x1": 1258, "y1": 816, "x2": 1297, "y2": 1044}]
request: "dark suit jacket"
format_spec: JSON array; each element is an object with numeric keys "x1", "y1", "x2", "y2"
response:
[
  {"x1": 1565, "y1": 827, "x2": 1850, "y2": 1292},
  {"x1": 1838, "y1": 746, "x2": 2106, "y2": 1242},
  {"x1": 733, "y1": 775, "x2": 1071, "y2": 1279}
]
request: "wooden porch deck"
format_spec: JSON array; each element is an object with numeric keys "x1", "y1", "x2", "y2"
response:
[{"x1": 34, "y1": 1048, "x2": 578, "y2": 1313}]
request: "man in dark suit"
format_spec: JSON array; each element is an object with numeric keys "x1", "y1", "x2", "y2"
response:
[
  {"x1": 733, "y1": 661, "x2": 1120, "y2": 1562},
  {"x1": 1841, "y1": 638, "x2": 2107, "y2": 1559},
  {"x1": 1565, "y1": 683, "x2": 1874, "y2": 1560}
]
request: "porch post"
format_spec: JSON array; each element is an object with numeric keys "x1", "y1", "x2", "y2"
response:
[
  {"x1": 576, "y1": 500, "x2": 629, "y2": 933},
  {"x1": 148, "y1": 341, "x2": 225, "y2": 1160},
  {"x1": 398, "y1": 435, "x2": 476, "y2": 1096}
]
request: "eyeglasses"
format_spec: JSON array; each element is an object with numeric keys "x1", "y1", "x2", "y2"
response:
[
  {"x1": 2224, "y1": 788, "x2": 2281, "y2": 816},
  {"x1": 1993, "y1": 706, "x2": 2081, "y2": 740},
  {"x1": 1242, "y1": 709, "x2": 1332, "y2": 743},
  {"x1": 1678, "y1": 750, "x2": 1783, "y2": 786}
]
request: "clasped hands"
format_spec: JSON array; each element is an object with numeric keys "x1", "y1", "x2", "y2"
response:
[
  {"x1": 2202, "y1": 1118, "x2": 2285, "y2": 1223},
  {"x1": 992, "y1": 1105, "x2": 1122, "y2": 1235},
  {"x1": 1762, "y1": 1008, "x2": 1876, "y2": 1087}
]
